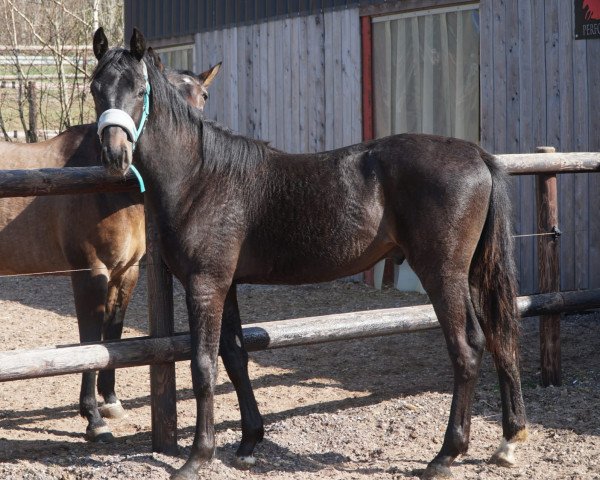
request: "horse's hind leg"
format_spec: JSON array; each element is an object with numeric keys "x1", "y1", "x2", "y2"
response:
[
  {"x1": 70, "y1": 270, "x2": 114, "y2": 442},
  {"x1": 219, "y1": 284, "x2": 264, "y2": 468},
  {"x1": 420, "y1": 277, "x2": 486, "y2": 479},
  {"x1": 487, "y1": 321, "x2": 527, "y2": 466},
  {"x1": 97, "y1": 264, "x2": 140, "y2": 420}
]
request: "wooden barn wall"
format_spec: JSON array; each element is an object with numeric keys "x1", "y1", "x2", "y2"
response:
[
  {"x1": 480, "y1": 0, "x2": 600, "y2": 294},
  {"x1": 194, "y1": 8, "x2": 362, "y2": 155}
]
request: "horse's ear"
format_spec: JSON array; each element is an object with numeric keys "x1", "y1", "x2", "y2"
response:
[
  {"x1": 93, "y1": 27, "x2": 109, "y2": 60},
  {"x1": 130, "y1": 27, "x2": 146, "y2": 61},
  {"x1": 198, "y1": 62, "x2": 222, "y2": 87},
  {"x1": 147, "y1": 47, "x2": 164, "y2": 72}
]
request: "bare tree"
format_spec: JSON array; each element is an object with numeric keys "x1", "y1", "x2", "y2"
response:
[{"x1": 0, "y1": 0, "x2": 123, "y2": 141}]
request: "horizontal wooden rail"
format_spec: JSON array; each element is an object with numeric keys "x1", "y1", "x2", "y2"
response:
[
  {"x1": 0, "y1": 166, "x2": 138, "y2": 198},
  {"x1": 1, "y1": 289, "x2": 599, "y2": 383},
  {"x1": 0, "y1": 152, "x2": 598, "y2": 198},
  {"x1": 498, "y1": 152, "x2": 600, "y2": 175}
]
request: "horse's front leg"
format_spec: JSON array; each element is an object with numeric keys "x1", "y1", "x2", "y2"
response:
[
  {"x1": 70, "y1": 270, "x2": 114, "y2": 442},
  {"x1": 173, "y1": 275, "x2": 228, "y2": 480},
  {"x1": 220, "y1": 284, "x2": 264, "y2": 467}
]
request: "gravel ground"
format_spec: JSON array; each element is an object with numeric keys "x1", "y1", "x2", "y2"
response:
[{"x1": 0, "y1": 272, "x2": 599, "y2": 479}]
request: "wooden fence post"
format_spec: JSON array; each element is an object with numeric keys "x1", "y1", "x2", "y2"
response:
[
  {"x1": 535, "y1": 146, "x2": 561, "y2": 387},
  {"x1": 26, "y1": 81, "x2": 38, "y2": 143},
  {"x1": 145, "y1": 203, "x2": 178, "y2": 454}
]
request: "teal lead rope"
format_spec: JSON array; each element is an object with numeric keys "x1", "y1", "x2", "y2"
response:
[
  {"x1": 129, "y1": 165, "x2": 146, "y2": 193},
  {"x1": 129, "y1": 64, "x2": 151, "y2": 193}
]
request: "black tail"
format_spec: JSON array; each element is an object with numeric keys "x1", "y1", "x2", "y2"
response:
[{"x1": 470, "y1": 152, "x2": 519, "y2": 358}]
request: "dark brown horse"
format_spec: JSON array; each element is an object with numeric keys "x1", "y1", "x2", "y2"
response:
[
  {"x1": 91, "y1": 29, "x2": 527, "y2": 479},
  {"x1": 0, "y1": 44, "x2": 220, "y2": 443}
]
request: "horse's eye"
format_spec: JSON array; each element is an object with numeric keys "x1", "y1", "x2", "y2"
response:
[
  {"x1": 202, "y1": 93, "x2": 208, "y2": 100},
  {"x1": 138, "y1": 89, "x2": 146, "y2": 98}
]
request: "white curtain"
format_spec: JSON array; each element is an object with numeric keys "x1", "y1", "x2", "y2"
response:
[
  {"x1": 373, "y1": 7, "x2": 480, "y2": 142},
  {"x1": 371, "y1": 7, "x2": 480, "y2": 292}
]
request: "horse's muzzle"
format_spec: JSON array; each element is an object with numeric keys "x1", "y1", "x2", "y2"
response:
[{"x1": 100, "y1": 125, "x2": 133, "y2": 175}]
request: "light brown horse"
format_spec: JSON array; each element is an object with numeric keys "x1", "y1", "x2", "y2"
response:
[{"x1": 0, "y1": 49, "x2": 221, "y2": 442}]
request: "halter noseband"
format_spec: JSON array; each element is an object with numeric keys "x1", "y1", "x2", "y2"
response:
[{"x1": 97, "y1": 60, "x2": 150, "y2": 192}]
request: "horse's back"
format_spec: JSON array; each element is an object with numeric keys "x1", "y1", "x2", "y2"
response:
[{"x1": 234, "y1": 133, "x2": 496, "y2": 284}]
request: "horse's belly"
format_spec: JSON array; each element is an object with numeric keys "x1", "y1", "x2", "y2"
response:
[{"x1": 236, "y1": 222, "x2": 393, "y2": 284}]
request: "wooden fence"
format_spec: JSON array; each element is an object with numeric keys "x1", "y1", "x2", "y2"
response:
[{"x1": 0, "y1": 149, "x2": 600, "y2": 454}]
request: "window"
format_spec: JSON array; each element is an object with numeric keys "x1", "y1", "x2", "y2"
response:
[
  {"x1": 372, "y1": 4, "x2": 480, "y2": 142},
  {"x1": 157, "y1": 44, "x2": 194, "y2": 71}
]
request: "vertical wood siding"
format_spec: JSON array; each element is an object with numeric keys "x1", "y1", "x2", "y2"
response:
[
  {"x1": 195, "y1": 9, "x2": 363, "y2": 282},
  {"x1": 480, "y1": 0, "x2": 599, "y2": 294},
  {"x1": 195, "y1": 9, "x2": 362, "y2": 154}
]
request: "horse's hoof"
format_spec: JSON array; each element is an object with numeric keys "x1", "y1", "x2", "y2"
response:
[
  {"x1": 421, "y1": 463, "x2": 453, "y2": 479},
  {"x1": 233, "y1": 454, "x2": 256, "y2": 470},
  {"x1": 86, "y1": 425, "x2": 115, "y2": 443},
  {"x1": 170, "y1": 463, "x2": 198, "y2": 480},
  {"x1": 99, "y1": 400, "x2": 126, "y2": 419},
  {"x1": 489, "y1": 438, "x2": 517, "y2": 467}
]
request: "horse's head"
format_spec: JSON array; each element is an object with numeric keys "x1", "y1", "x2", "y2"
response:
[
  {"x1": 91, "y1": 27, "x2": 150, "y2": 175},
  {"x1": 147, "y1": 47, "x2": 220, "y2": 112},
  {"x1": 166, "y1": 62, "x2": 221, "y2": 111}
]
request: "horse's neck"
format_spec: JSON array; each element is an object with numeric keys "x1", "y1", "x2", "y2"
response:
[{"x1": 137, "y1": 117, "x2": 202, "y2": 215}]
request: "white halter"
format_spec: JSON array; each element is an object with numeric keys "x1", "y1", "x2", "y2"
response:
[{"x1": 97, "y1": 108, "x2": 137, "y2": 142}]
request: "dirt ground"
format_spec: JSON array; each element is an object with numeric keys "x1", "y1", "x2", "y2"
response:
[{"x1": 0, "y1": 272, "x2": 599, "y2": 480}]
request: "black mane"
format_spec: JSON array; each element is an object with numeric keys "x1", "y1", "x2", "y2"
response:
[{"x1": 92, "y1": 48, "x2": 268, "y2": 176}]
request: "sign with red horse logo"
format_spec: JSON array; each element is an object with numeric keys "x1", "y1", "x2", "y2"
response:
[{"x1": 575, "y1": 0, "x2": 600, "y2": 39}]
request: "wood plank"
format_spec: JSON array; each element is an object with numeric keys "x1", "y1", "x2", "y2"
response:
[
  {"x1": 290, "y1": 17, "x2": 301, "y2": 153},
  {"x1": 236, "y1": 25, "x2": 248, "y2": 135},
  {"x1": 252, "y1": 23, "x2": 262, "y2": 140},
  {"x1": 516, "y1": 0, "x2": 535, "y2": 295},
  {"x1": 333, "y1": 10, "x2": 344, "y2": 148},
  {"x1": 275, "y1": 19, "x2": 285, "y2": 149},
  {"x1": 226, "y1": 27, "x2": 239, "y2": 132},
  {"x1": 492, "y1": 0, "x2": 506, "y2": 154},
  {"x1": 298, "y1": 15, "x2": 309, "y2": 152},
  {"x1": 212, "y1": 29, "x2": 225, "y2": 124},
  {"x1": 572, "y1": 22, "x2": 589, "y2": 290},
  {"x1": 283, "y1": 18, "x2": 293, "y2": 151},
  {"x1": 557, "y1": 0, "x2": 575, "y2": 290},
  {"x1": 307, "y1": 13, "x2": 325, "y2": 153},
  {"x1": 479, "y1": 0, "x2": 494, "y2": 151},
  {"x1": 324, "y1": 10, "x2": 335, "y2": 150},
  {"x1": 349, "y1": 8, "x2": 362, "y2": 146},
  {"x1": 587, "y1": 37, "x2": 600, "y2": 288},
  {"x1": 531, "y1": 0, "x2": 547, "y2": 147},
  {"x1": 506, "y1": 0, "x2": 525, "y2": 292},
  {"x1": 259, "y1": 21, "x2": 270, "y2": 142},
  {"x1": 361, "y1": 15, "x2": 373, "y2": 142},
  {"x1": 341, "y1": 8, "x2": 353, "y2": 147},
  {"x1": 544, "y1": 0, "x2": 560, "y2": 149},
  {"x1": 567, "y1": 0, "x2": 599, "y2": 289},
  {"x1": 267, "y1": 20, "x2": 278, "y2": 145}
]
